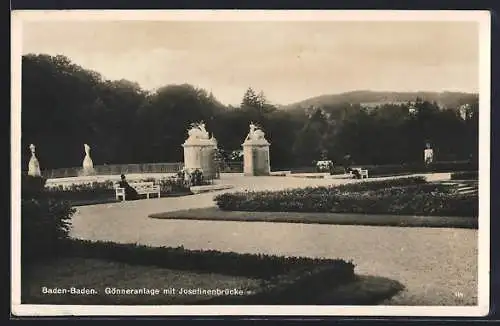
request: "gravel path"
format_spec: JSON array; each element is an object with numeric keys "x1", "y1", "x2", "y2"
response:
[{"x1": 70, "y1": 174, "x2": 477, "y2": 306}]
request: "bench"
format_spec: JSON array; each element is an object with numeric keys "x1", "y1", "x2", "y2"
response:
[
  {"x1": 349, "y1": 168, "x2": 369, "y2": 179},
  {"x1": 114, "y1": 181, "x2": 161, "y2": 201}
]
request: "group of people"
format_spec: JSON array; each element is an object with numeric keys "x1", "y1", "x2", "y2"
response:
[{"x1": 314, "y1": 156, "x2": 363, "y2": 179}]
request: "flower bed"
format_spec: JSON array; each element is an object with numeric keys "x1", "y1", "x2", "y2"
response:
[
  {"x1": 214, "y1": 177, "x2": 478, "y2": 217},
  {"x1": 43, "y1": 176, "x2": 193, "y2": 204}
]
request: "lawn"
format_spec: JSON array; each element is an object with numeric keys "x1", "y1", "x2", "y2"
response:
[
  {"x1": 149, "y1": 207, "x2": 477, "y2": 229},
  {"x1": 22, "y1": 258, "x2": 261, "y2": 305},
  {"x1": 20, "y1": 238, "x2": 407, "y2": 305},
  {"x1": 22, "y1": 256, "x2": 403, "y2": 305}
]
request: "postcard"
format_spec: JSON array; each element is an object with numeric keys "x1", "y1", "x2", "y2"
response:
[{"x1": 11, "y1": 9, "x2": 491, "y2": 317}]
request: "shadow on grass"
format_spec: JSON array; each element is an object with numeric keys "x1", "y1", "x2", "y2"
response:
[
  {"x1": 22, "y1": 257, "x2": 404, "y2": 305},
  {"x1": 314, "y1": 275, "x2": 405, "y2": 305},
  {"x1": 149, "y1": 207, "x2": 478, "y2": 229}
]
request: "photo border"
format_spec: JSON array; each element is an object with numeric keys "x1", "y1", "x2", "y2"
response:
[{"x1": 10, "y1": 9, "x2": 492, "y2": 317}]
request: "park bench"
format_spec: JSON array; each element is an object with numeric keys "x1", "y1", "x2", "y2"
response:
[
  {"x1": 350, "y1": 168, "x2": 369, "y2": 179},
  {"x1": 114, "y1": 181, "x2": 161, "y2": 201}
]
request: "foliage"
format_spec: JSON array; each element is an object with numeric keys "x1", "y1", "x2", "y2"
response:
[
  {"x1": 21, "y1": 174, "x2": 47, "y2": 198},
  {"x1": 22, "y1": 54, "x2": 478, "y2": 171},
  {"x1": 190, "y1": 169, "x2": 205, "y2": 186},
  {"x1": 450, "y1": 171, "x2": 479, "y2": 180},
  {"x1": 157, "y1": 176, "x2": 192, "y2": 194},
  {"x1": 46, "y1": 180, "x2": 115, "y2": 192},
  {"x1": 21, "y1": 175, "x2": 75, "y2": 264},
  {"x1": 214, "y1": 177, "x2": 477, "y2": 217},
  {"x1": 67, "y1": 239, "x2": 354, "y2": 280},
  {"x1": 44, "y1": 177, "x2": 194, "y2": 200}
]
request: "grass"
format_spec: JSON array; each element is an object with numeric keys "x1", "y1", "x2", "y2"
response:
[
  {"x1": 22, "y1": 257, "x2": 261, "y2": 305},
  {"x1": 314, "y1": 275, "x2": 405, "y2": 305},
  {"x1": 149, "y1": 207, "x2": 478, "y2": 229},
  {"x1": 22, "y1": 257, "x2": 403, "y2": 305},
  {"x1": 450, "y1": 171, "x2": 479, "y2": 181}
]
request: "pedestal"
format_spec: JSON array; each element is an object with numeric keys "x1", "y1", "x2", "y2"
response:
[
  {"x1": 242, "y1": 140, "x2": 270, "y2": 176},
  {"x1": 182, "y1": 139, "x2": 218, "y2": 179}
]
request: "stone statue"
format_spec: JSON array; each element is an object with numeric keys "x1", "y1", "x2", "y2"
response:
[
  {"x1": 28, "y1": 144, "x2": 41, "y2": 177},
  {"x1": 246, "y1": 122, "x2": 266, "y2": 141},
  {"x1": 82, "y1": 143, "x2": 94, "y2": 174},
  {"x1": 187, "y1": 121, "x2": 210, "y2": 140}
]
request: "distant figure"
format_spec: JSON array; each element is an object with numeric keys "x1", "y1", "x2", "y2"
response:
[
  {"x1": 424, "y1": 143, "x2": 434, "y2": 165},
  {"x1": 350, "y1": 168, "x2": 361, "y2": 179},
  {"x1": 119, "y1": 174, "x2": 139, "y2": 200},
  {"x1": 328, "y1": 161, "x2": 335, "y2": 175}
]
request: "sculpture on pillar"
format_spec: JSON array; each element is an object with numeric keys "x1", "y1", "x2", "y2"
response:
[
  {"x1": 242, "y1": 122, "x2": 270, "y2": 176},
  {"x1": 28, "y1": 144, "x2": 41, "y2": 177},
  {"x1": 182, "y1": 121, "x2": 218, "y2": 179},
  {"x1": 245, "y1": 122, "x2": 266, "y2": 141},
  {"x1": 82, "y1": 143, "x2": 95, "y2": 175},
  {"x1": 187, "y1": 121, "x2": 210, "y2": 141}
]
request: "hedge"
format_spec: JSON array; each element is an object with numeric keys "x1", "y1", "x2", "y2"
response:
[
  {"x1": 44, "y1": 177, "x2": 192, "y2": 201},
  {"x1": 451, "y1": 171, "x2": 479, "y2": 180},
  {"x1": 202, "y1": 263, "x2": 356, "y2": 305},
  {"x1": 21, "y1": 175, "x2": 75, "y2": 264},
  {"x1": 65, "y1": 239, "x2": 354, "y2": 280},
  {"x1": 214, "y1": 177, "x2": 478, "y2": 217}
]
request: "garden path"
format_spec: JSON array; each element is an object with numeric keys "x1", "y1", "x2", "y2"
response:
[{"x1": 70, "y1": 173, "x2": 477, "y2": 306}]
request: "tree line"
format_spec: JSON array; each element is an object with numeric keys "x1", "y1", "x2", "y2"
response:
[{"x1": 21, "y1": 54, "x2": 479, "y2": 170}]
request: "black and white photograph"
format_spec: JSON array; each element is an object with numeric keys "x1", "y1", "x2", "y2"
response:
[{"x1": 11, "y1": 10, "x2": 490, "y2": 316}]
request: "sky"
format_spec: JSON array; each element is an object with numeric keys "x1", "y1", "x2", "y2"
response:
[{"x1": 22, "y1": 20, "x2": 479, "y2": 106}]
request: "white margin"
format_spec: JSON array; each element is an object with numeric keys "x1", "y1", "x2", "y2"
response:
[{"x1": 10, "y1": 9, "x2": 491, "y2": 317}]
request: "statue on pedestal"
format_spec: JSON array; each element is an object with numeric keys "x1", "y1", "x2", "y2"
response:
[
  {"x1": 242, "y1": 122, "x2": 270, "y2": 176},
  {"x1": 187, "y1": 121, "x2": 210, "y2": 141},
  {"x1": 82, "y1": 143, "x2": 95, "y2": 175},
  {"x1": 183, "y1": 121, "x2": 218, "y2": 179},
  {"x1": 28, "y1": 144, "x2": 41, "y2": 177},
  {"x1": 245, "y1": 122, "x2": 266, "y2": 142}
]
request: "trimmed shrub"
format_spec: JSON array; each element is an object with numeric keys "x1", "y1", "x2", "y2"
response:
[
  {"x1": 157, "y1": 177, "x2": 192, "y2": 194},
  {"x1": 44, "y1": 177, "x2": 193, "y2": 202},
  {"x1": 45, "y1": 181, "x2": 115, "y2": 201},
  {"x1": 203, "y1": 263, "x2": 357, "y2": 305},
  {"x1": 21, "y1": 175, "x2": 76, "y2": 264},
  {"x1": 331, "y1": 176, "x2": 426, "y2": 192},
  {"x1": 214, "y1": 178, "x2": 477, "y2": 217},
  {"x1": 21, "y1": 174, "x2": 47, "y2": 198},
  {"x1": 66, "y1": 239, "x2": 354, "y2": 280},
  {"x1": 451, "y1": 171, "x2": 479, "y2": 180}
]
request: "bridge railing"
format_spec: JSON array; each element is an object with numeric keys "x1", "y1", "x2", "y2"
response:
[{"x1": 40, "y1": 162, "x2": 185, "y2": 179}]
